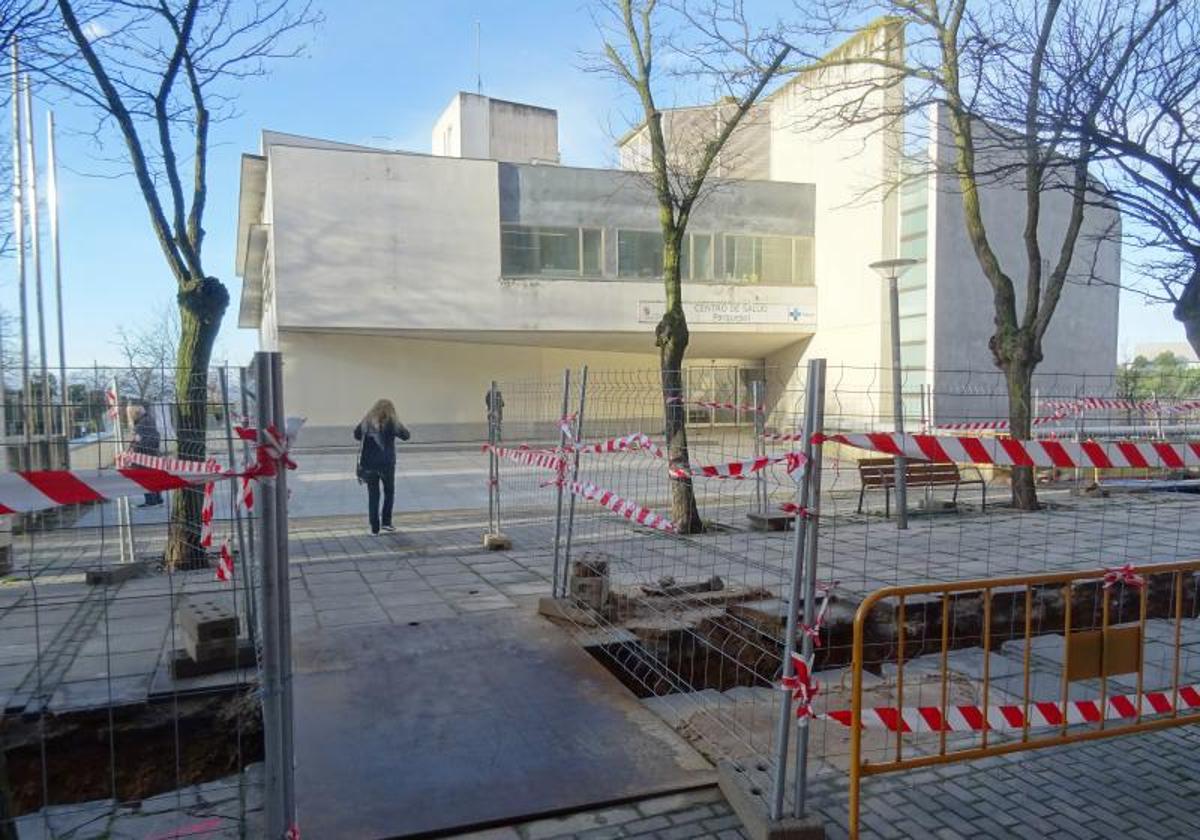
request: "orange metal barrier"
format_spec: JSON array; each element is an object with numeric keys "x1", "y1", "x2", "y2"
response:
[{"x1": 846, "y1": 560, "x2": 1200, "y2": 839}]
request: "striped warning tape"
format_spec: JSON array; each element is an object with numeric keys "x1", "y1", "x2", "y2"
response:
[
  {"x1": 0, "y1": 419, "x2": 303, "y2": 516},
  {"x1": 818, "y1": 431, "x2": 1200, "y2": 470},
  {"x1": 115, "y1": 452, "x2": 224, "y2": 473},
  {"x1": 824, "y1": 684, "x2": 1200, "y2": 732},
  {"x1": 763, "y1": 432, "x2": 806, "y2": 442},
  {"x1": 935, "y1": 414, "x2": 1071, "y2": 431},
  {"x1": 666, "y1": 396, "x2": 763, "y2": 413},
  {"x1": 215, "y1": 541, "x2": 235, "y2": 582},
  {"x1": 565, "y1": 480, "x2": 676, "y2": 533},
  {"x1": 571, "y1": 432, "x2": 666, "y2": 459},
  {"x1": 481, "y1": 444, "x2": 564, "y2": 471},
  {"x1": 670, "y1": 451, "x2": 807, "y2": 480},
  {"x1": 200, "y1": 482, "x2": 215, "y2": 548}
]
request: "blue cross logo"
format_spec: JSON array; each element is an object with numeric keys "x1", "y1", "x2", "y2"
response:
[{"x1": 789, "y1": 307, "x2": 804, "y2": 322}]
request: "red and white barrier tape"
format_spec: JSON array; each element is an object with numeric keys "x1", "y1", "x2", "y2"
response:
[
  {"x1": 666, "y1": 396, "x2": 763, "y2": 413},
  {"x1": 800, "y1": 582, "x2": 837, "y2": 648},
  {"x1": 566, "y1": 480, "x2": 676, "y2": 533},
  {"x1": 115, "y1": 452, "x2": 224, "y2": 474},
  {"x1": 779, "y1": 502, "x2": 815, "y2": 519},
  {"x1": 670, "y1": 451, "x2": 807, "y2": 480},
  {"x1": 234, "y1": 420, "x2": 300, "y2": 479},
  {"x1": 482, "y1": 444, "x2": 564, "y2": 472},
  {"x1": 1045, "y1": 397, "x2": 1200, "y2": 414},
  {"x1": 0, "y1": 418, "x2": 304, "y2": 516},
  {"x1": 935, "y1": 414, "x2": 1071, "y2": 432},
  {"x1": 818, "y1": 431, "x2": 1200, "y2": 470},
  {"x1": 558, "y1": 413, "x2": 578, "y2": 442},
  {"x1": 825, "y1": 683, "x2": 1200, "y2": 732},
  {"x1": 572, "y1": 432, "x2": 666, "y2": 459},
  {"x1": 215, "y1": 540, "x2": 234, "y2": 582},
  {"x1": 762, "y1": 432, "x2": 806, "y2": 442},
  {"x1": 200, "y1": 482, "x2": 215, "y2": 548},
  {"x1": 780, "y1": 652, "x2": 820, "y2": 720},
  {"x1": 1102, "y1": 563, "x2": 1145, "y2": 590}
]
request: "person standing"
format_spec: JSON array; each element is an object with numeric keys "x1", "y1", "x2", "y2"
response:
[
  {"x1": 354, "y1": 399, "x2": 410, "y2": 535},
  {"x1": 485, "y1": 387, "x2": 504, "y2": 442},
  {"x1": 127, "y1": 402, "x2": 163, "y2": 507}
]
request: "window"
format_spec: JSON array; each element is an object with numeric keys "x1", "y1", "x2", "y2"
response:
[
  {"x1": 618, "y1": 231, "x2": 713, "y2": 281},
  {"x1": 900, "y1": 342, "x2": 926, "y2": 369},
  {"x1": 900, "y1": 207, "x2": 927, "y2": 238},
  {"x1": 897, "y1": 286, "x2": 926, "y2": 317},
  {"x1": 724, "y1": 234, "x2": 796, "y2": 284},
  {"x1": 794, "y1": 237, "x2": 815, "y2": 286},
  {"x1": 618, "y1": 230, "x2": 664, "y2": 278},
  {"x1": 582, "y1": 229, "x2": 603, "y2": 275},
  {"x1": 501, "y1": 225, "x2": 602, "y2": 277},
  {"x1": 692, "y1": 234, "x2": 714, "y2": 280}
]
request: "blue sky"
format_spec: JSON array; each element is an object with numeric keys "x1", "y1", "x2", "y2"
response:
[{"x1": 9, "y1": 0, "x2": 1186, "y2": 370}]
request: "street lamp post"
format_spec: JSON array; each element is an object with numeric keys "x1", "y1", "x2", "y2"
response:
[{"x1": 870, "y1": 258, "x2": 918, "y2": 530}]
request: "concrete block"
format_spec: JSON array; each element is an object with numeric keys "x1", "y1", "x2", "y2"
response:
[
  {"x1": 718, "y1": 762, "x2": 826, "y2": 840},
  {"x1": 86, "y1": 560, "x2": 152, "y2": 586},
  {"x1": 169, "y1": 638, "x2": 256, "y2": 679},
  {"x1": 185, "y1": 634, "x2": 238, "y2": 664},
  {"x1": 746, "y1": 511, "x2": 794, "y2": 532},
  {"x1": 483, "y1": 532, "x2": 512, "y2": 550},
  {"x1": 177, "y1": 597, "x2": 237, "y2": 643}
]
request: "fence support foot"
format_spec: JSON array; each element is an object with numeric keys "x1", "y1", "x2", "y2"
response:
[
  {"x1": 718, "y1": 762, "x2": 826, "y2": 840},
  {"x1": 482, "y1": 532, "x2": 512, "y2": 550}
]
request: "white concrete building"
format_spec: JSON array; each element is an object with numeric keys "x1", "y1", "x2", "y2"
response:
[{"x1": 235, "y1": 24, "x2": 1119, "y2": 442}]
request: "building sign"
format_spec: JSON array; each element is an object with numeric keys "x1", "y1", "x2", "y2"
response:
[{"x1": 638, "y1": 300, "x2": 815, "y2": 327}]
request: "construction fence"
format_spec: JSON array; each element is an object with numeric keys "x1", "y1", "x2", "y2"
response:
[
  {"x1": 483, "y1": 359, "x2": 1200, "y2": 834},
  {"x1": 0, "y1": 353, "x2": 296, "y2": 840}
]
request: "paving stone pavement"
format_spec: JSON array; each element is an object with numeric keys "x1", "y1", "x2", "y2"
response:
[{"x1": 458, "y1": 724, "x2": 1200, "y2": 839}]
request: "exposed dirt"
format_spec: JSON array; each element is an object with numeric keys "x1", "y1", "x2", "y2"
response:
[{"x1": 2, "y1": 690, "x2": 262, "y2": 815}]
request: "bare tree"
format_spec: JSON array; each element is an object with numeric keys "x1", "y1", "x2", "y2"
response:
[
  {"x1": 1045, "y1": 1, "x2": 1200, "y2": 356},
  {"x1": 776, "y1": 0, "x2": 1170, "y2": 510},
  {"x1": 112, "y1": 302, "x2": 179, "y2": 403},
  {"x1": 38, "y1": 0, "x2": 317, "y2": 567},
  {"x1": 593, "y1": 0, "x2": 788, "y2": 532}
]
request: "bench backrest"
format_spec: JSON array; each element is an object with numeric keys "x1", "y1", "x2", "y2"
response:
[{"x1": 858, "y1": 456, "x2": 961, "y2": 487}]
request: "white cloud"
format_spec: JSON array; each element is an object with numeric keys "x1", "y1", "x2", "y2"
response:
[{"x1": 81, "y1": 20, "x2": 109, "y2": 42}]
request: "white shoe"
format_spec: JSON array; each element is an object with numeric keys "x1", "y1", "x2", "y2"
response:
[
  {"x1": 369, "y1": 530, "x2": 380, "y2": 537},
  {"x1": 381, "y1": 525, "x2": 396, "y2": 533}
]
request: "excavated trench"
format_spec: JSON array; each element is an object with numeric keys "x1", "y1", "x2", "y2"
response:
[
  {"x1": 586, "y1": 573, "x2": 1200, "y2": 696},
  {"x1": 0, "y1": 689, "x2": 262, "y2": 817}
]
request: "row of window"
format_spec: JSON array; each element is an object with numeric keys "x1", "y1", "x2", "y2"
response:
[{"x1": 500, "y1": 225, "x2": 815, "y2": 286}]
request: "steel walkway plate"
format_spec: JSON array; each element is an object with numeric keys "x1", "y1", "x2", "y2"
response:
[{"x1": 292, "y1": 609, "x2": 714, "y2": 839}]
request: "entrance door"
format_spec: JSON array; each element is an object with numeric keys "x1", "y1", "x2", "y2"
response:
[{"x1": 684, "y1": 361, "x2": 765, "y2": 426}]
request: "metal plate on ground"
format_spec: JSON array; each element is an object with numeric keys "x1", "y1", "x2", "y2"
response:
[{"x1": 292, "y1": 609, "x2": 714, "y2": 839}]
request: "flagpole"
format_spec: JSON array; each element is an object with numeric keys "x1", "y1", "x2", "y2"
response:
[{"x1": 47, "y1": 110, "x2": 68, "y2": 460}]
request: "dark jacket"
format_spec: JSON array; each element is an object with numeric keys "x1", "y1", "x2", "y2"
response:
[
  {"x1": 131, "y1": 412, "x2": 161, "y2": 456},
  {"x1": 354, "y1": 419, "x2": 410, "y2": 471}
]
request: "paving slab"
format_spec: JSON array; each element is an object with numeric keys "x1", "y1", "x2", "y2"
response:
[{"x1": 292, "y1": 608, "x2": 715, "y2": 839}]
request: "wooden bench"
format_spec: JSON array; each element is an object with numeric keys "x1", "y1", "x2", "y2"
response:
[{"x1": 856, "y1": 457, "x2": 986, "y2": 517}]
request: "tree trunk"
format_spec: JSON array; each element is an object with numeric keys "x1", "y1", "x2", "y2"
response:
[
  {"x1": 1174, "y1": 268, "x2": 1200, "y2": 360},
  {"x1": 1005, "y1": 361, "x2": 1039, "y2": 511},
  {"x1": 657, "y1": 232, "x2": 703, "y2": 534},
  {"x1": 164, "y1": 276, "x2": 229, "y2": 571},
  {"x1": 658, "y1": 308, "x2": 704, "y2": 534}
]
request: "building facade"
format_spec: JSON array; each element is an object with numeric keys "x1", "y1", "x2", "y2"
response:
[{"x1": 235, "y1": 23, "x2": 1119, "y2": 443}]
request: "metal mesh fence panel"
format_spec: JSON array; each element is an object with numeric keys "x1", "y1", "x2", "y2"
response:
[{"x1": 0, "y1": 364, "x2": 266, "y2": 838}]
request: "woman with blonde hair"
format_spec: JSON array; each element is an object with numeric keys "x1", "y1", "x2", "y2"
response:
[{"x1": 353, "y1": 399, "x2": 410, "y2": 535}]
